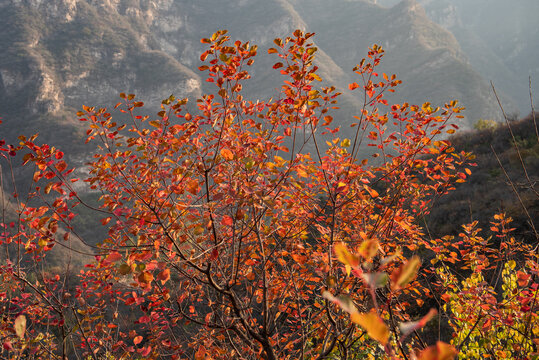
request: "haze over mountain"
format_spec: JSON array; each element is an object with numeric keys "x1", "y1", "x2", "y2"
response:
[
  {"x1": 1, "y1": 0, "x2": 526, "y2": 153},
  {"x1": 377, "y1": 0, "x2": 539, "y2": 115}
]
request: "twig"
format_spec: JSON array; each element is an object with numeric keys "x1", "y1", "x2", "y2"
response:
[
  {"x1": 491, "y1": 146, "x2": 538, "y2": 240},
  {"x1": 491, "y1": 82, "x2": 538, "y2": 198},
  {"x1": 529, "y1": 76, "x2": 538, "y2": 143}
]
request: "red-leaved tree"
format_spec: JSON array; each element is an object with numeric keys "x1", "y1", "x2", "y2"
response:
[{"x1": 1, "y1": 30, "x2": 536, "y2": 360}]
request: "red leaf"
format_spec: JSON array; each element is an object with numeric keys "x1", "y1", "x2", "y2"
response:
[
  {"x1": 221, "y1": 215, "x2": 233, "y2": 226},
  {"x1": 55, "y1": 161, "x2": 67, "y2": 173},
  {"x1": 140, "y1": 346, "x2": 151, "y2": 357},
  {"x1": 105, "y1": 252, "x2": 122, "y2": 263}
]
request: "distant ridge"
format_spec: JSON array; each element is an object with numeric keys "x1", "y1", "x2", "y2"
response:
[{"x1": 0, "y1": 0, "x2": 516, "y2": 146}]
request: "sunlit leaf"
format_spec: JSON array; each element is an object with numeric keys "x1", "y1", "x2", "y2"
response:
[
  {"x1": 335, "y1": 243, "x2": 360, "y2": 269},
  {"x1": 399, "y1": 308, "x2": 437, "y2": 337},
  {"x1": 134, "y1": 335, "x2": 143, "y2": 345},
  {"x1": 417, "y1": 341, "x2": 457, "y2": 360},
  {"x1": 391, "y1": 256, "x2": 420, "y2": 290},
  {"x1": 220, "y1": 148, "x2": 234, "y2": 161},
  {"x1": 358, "y1": 237, "x2": 379, "y2": 261},
  {"x1": 14, "y1": 315, "x2": 26, "y2": 339},
  {"x1": 322, "y1": 291, "x2": 357, "y2": 314},
  {"x1": 350, "y1": 310, "x2": 389, "y2": 345}
]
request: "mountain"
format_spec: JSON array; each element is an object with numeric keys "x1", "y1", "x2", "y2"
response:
[
  {"x1": 0, "y1": 0, "x2": 514, "y2": 148},
  {"x1": 0, "y1": 0, "x2": 201, "y2": 145},
  {"x1": 288, "y1": 0, "x2": 512, "y2": 126},
  {"x1": 377, "y1": 0, "x2": 539, "y2": 116}
]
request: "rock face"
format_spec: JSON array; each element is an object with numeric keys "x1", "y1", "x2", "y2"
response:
[
  {"x1": 0, "y1": 0, "x2": 201, "y2": 142},
  {"x1": 0, "y1": 0, "x2": 523, "y2": 146}
]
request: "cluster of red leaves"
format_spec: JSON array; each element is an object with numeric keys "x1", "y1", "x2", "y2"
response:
[{"x1": 2, "y1": 29, "x2": 532, "y2": 360}]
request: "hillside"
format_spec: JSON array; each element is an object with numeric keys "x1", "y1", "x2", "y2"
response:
[{"x1": 426, "y1": 113, "x2": 539, "y2": 242}]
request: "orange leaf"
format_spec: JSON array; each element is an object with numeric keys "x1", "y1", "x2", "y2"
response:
[
  {"x1": 391, "y1": 256, "x2": 420, "y2": 290},
  {"x1": 133, "y1": 335, "x2": 143, "y2": 345},
  {"x1": 157, "y1": 269, "x2": 170, "y2": 285},
  {"x1": 195, "y1": 346, "x2": 206, "y2": 360},
  {"x1": 220, "y1": 148, "x2": 234, "y2": 161},
  {"x1": 138, "y1": 271, "x2": 154, "y2": 284},
  {"x1": 187, "y1": 179, "x2": 199, "y2": 195},
  {"x1": 350, "y1": 310, "x2": 389, "y2": 345},
  {"x1": 417, "y1": 341, "x2": 457, "y2": 360},
  {"x1": 55, "y1": 161, "x2": 67, "y2": 173},
  {"x1": 517, "y1": 271, "x2": 530, "y2": 287}
]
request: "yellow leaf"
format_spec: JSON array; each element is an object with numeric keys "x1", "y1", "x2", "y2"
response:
[
  {"x1": 350, "y1": 310, "x2": 389, "y2": 345},
  {"x1": 335, "y1": 243, "x2": 360, "y2": 268},
  {"x1": 14, "y1": 315, "x2": 26, "y2": 339},
  {"x1": 311, "y1": 73, "x2": 322, "y2": 81},
  {"x1": 297, "y1": 168, "x2": 308, "y2": 178},
  {"x1": 358, "y1": 238, "x2": 379, "y2": 261},
  {"x1": 193, "y1": 226, "x2": 204, "y2": 235}
]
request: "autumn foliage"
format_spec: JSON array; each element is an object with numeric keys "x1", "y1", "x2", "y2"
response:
[{"x1": 1, "y1": 30, "x2": 537, "y2": 359}]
